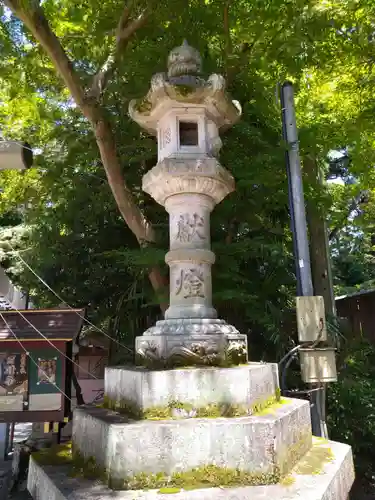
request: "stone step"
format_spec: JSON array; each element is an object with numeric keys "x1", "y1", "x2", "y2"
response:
[
  {"x1": 27, "y1": 439, "x2": 354, "y2": 500},
  {"x1": 104, "y1": 362, "x2": 279, "y2": 416},
  {"x1": 71, "y1": 397, "x2": 311, "y2": 486}
]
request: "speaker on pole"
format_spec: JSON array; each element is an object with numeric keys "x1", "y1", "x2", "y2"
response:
[{"x1": 0, "y1": 141, "x2": 33, "y2": 171}]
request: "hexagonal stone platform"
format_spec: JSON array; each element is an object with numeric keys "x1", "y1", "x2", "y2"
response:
[
  {"x1": 72, "y1": 397, "x2": 311, "y2": 484},
  {"x1": 104, "y1": 362, "x2": 279, "y2": 412},
  {"x1": 27, "y1": 439, "x2": 354, "y2": 500}
]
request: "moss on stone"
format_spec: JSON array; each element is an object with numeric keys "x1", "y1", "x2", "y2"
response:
[
  {"x1": 71, "y1": 448, "x2": 107, "y2": 482},
  {"x1": 133, "y1": 98, "x2": 152, "y2": 113},
  {"x1": 294, "y1": 440, "x2": 334, "y2": 476},
  {"x1": 280, "y1": 474, "x2": 295, "y2": 486},
  {"x1": 102, "y1": 392, "x2": 286, "y2": 421},
  {"x1": 103, "y1": 395, "x2": 143, "y2": 419},
  {"x1": 36, "y1": 441, "x2": 323, "y2": 492},
  {"x1": 158, "y1": 487, "x2": 182, "y2": 493},
  {"x1": 251, "y1": 396, "x2": 289, "y2": 416},
  {"x1": 32, "y1": 443, "x2": 72, "y2": 467},
  {"x1": 277, "y1": 429, "x2": 311, "y2": 475},
  {"x1": 275, "y1": 387, "x2": 281, "y2": 401},
  {"x1": 172, "y1": 84, "x2": 195, "y2": 97},
  {"x1": 33, "y1": 443, "x2": 107, "y2": 483},
  {"x1": 313, "y1": 436, "x2": 329, "y2": 444},
  {"x1": 33, "y1": 443, "x2": 281, "y2": 490},
  {"x1": 121, "y1": 464, "x2": 280, "y2": 491}
]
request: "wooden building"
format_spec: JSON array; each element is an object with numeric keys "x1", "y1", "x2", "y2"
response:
[
  {"x1": 0, "y1": 309, "x2": 84, "y2": 423},
  {"x1": 336, "y1": 289, "x2": 375, "y2": 343}
]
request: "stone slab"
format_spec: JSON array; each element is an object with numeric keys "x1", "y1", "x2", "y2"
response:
[
  {"x1": 72, "y1": 398, "x2": 311, "y2": 482},
  {"x1": 27, "y1": 439, "x2": 354, "y2": 500},
  {"x1": 105, "y1": 362, "x2": 279, "y2": 410}
]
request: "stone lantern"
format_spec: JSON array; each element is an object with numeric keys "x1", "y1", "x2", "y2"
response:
[
  {"x1": 28, "y1": 41, "x2": 354, "y2": 500},
  {"x1": 129, "y1": 40, "x2": 247, "y2": 368}
]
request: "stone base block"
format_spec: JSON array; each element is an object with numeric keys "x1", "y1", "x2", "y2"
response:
[
  {"x1": 135, "y1": 320, "x2": 248, "y2": 368},
  {"x1": 72, "y1": 398, "x2": 311, "y2": 484},
  {"x1": 27, "y1": 439, "x2": 354, "y2": 500},
  {"x1": 105, "y1": 362, "x2": 279, "y2": 412}
]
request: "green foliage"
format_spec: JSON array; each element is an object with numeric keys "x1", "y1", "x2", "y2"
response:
[
  {"x1": 329, "y1": 186, "x2": 375, "y2": 297},
  {"x1": 3, "y1": 5, "x2": 375, "y2": 496},
  {"x1": 32, "y1": 442, "x2": 73, "y2": 467},
  {"x1": 327, "y1": 340, "x2": 375, "y2": 480},
  {"x1": 1, "y1": 0, "x2": 375, "y2": 361}
]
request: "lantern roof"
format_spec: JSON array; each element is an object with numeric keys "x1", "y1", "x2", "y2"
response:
[{"x1": 129, "y1": 41, "x2": 241, "y2": 135}]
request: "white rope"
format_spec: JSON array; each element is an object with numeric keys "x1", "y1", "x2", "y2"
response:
[
  {"x1": 6, "y1": 239, "x2": 134, "y2": 354},
  {"x1": 0, "y1": 311, "x2": 72, "y2": 403}
]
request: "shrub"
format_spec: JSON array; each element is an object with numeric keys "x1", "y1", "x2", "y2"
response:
[{"x1": 327, "y1": 339, "x2": 375, "y2": 481}]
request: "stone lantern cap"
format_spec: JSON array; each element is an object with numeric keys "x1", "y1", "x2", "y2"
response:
[
  {"x1": 167, "y1": 39, "x2": 202, "y2": 79},
  {"x1": 128, "y1": 40, "x2": 242, "y2": 135}
]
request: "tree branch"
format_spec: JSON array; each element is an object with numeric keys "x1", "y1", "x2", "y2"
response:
[
  {"x1": 89, "y1": 3, "x2": 149, "y2": 98},
  {"x1": 4, "y1": 0, "x2": 87, "y2": 108},
  {"x1": 329, "y1": 191, "x2": 369, "y2": 241},
  {"x1": 4, "y1": 0, "x2": 167, "y2": 313},
  {"x1": 234, "y1": 23, "x2": 286, "y2": 71},
  {"x1": 223, "y1": 0, "x2": 232, "y2": 80},
  {"x1": 225, "y1": 218, "x2": 238, "y2": 245}
]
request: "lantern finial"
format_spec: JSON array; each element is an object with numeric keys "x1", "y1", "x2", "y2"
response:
[{"x1": 167, "y1": 40, "x2": 202, "y2": 78}]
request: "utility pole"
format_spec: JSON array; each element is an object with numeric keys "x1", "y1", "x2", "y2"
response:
[
  {"x1": 305, "y1": 157, "x2": 336, "y2": 317},
  {"x1": 304, "y1": 157, "x2": 336, "y2": 441},
  {"x1": 280, "y1": 82, "x2": 314, "y2": 297},
  {"x1": 280, "y1": 82, "x2": 326, "y2": 438}
]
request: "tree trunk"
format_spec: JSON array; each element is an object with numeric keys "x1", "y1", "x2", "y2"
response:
[
  {"x1": 304, "y1": 156, "x2": 336, "y2": 316},
  {"x1": 4, "y1": 0, "x2": 168, "y2": 313}
]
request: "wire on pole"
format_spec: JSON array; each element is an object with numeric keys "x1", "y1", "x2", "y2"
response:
[{"x1": 5, "y1": 239, "x2": 134, "y2": 354}]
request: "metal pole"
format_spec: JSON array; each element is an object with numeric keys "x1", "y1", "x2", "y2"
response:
[
  {"x1": 280, "y1": 82, "x2": 314, "y2": 297},
  {"x1": 280, "y1": 81, "x2": 324, "y2": 437}
]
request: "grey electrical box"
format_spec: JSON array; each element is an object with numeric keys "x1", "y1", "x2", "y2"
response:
[
  {"x1": 299, "y1": 347, "x2": 337, "y2": 383},
  {"x1": 0, "y1": 141, "x2": 33, "y2": 171},
  {"x1": 296, "y1": 296, "x2": 327, "y2": 343}
]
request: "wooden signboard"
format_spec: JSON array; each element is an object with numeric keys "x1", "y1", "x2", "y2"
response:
[{"x1": 0, "y1": 309, "x2": 84, "y2": 423}]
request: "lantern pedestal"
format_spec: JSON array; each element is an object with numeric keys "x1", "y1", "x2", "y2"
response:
[
  {"x1": 135, "y1": 321, "x2": 247, "y2": 368},
  {"x1": 26, "y1": 41, "x2": 354, "y2": 500},
  {"x1": 28, "y1": 361, "x2": 354, "y2": 500},
  {"x1": 104, "y1": 363, "x2": 279, "y2": 413},
  {"x1": 27, "y1": 441, "x2": 354, "y2": 500},
  {"x1": 28, "y1": 362, "x2": 354, "y2": 500},
  {"x1": 137, "y1": 156, "x2": 248, "y2": 368}
]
